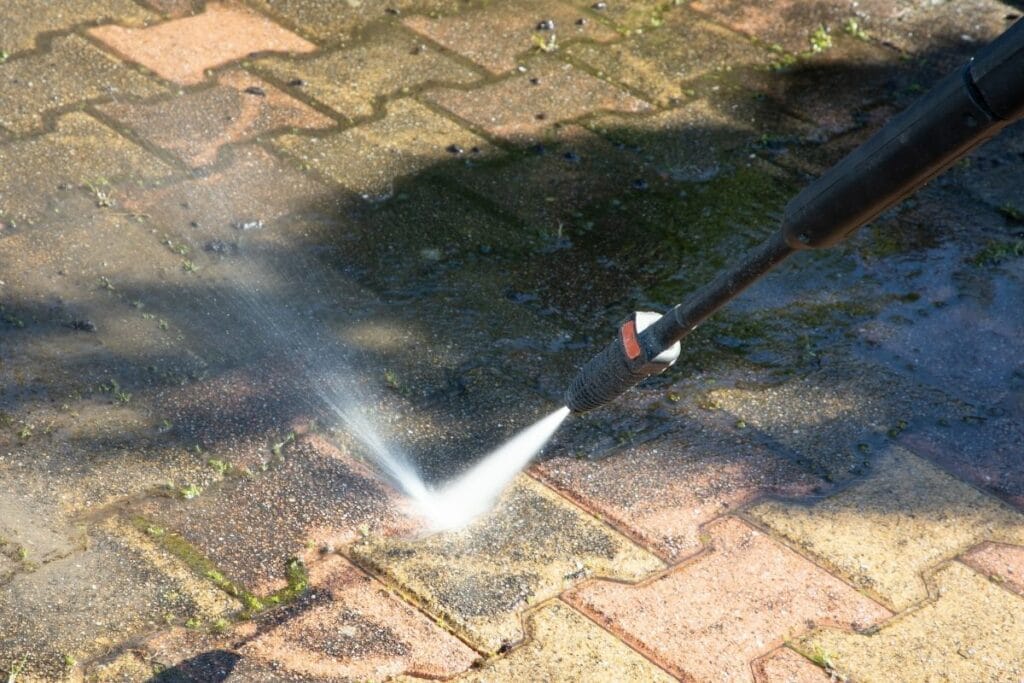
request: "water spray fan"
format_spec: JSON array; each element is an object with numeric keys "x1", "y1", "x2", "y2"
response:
[{"x1": 566, "y1": 19, "x2": 1024, "y2": 413}]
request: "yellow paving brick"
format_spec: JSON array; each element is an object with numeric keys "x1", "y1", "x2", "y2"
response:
[
  {"x1": 798, "y1": 562, "x2": 1024, "y2": 683},
  {"x1": 748, "y1": 446, "x2": 1024, "y2": 611},
  {"x1": 351, "y1": 474, "x2": 663, "y2": 653},
  {"x1": 273, "y1": 98, "x2": 496, "y2": 197},
  {"x1": 446, "y1": 601, "x2": 676, "y2": 682},
  {"x1": 254, "y1": 28, "x2": 481, "y2": 121}
]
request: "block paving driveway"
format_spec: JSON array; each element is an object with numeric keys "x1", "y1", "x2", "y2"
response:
[{"x1": 1, "y1": 1, "x2": 1023, "y2": 681}]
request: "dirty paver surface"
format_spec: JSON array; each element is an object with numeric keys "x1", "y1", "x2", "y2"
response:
[{"x1": 1, "y1": 2, "x2": 1023, "y2": 682}]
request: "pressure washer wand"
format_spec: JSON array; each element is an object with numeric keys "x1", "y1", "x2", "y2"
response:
[{"x1": 565, "y1": 19, "x2": 1024, "y2": 413}]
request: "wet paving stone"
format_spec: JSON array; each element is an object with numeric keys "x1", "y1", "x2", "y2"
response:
[
  {"x1": 564, "y1": 0, "x2": 687, "y2": 33},
  {"x1": 273, "y1": 98, "x2": 496, "y2": 197},
  {"x1": 535, "y1": 417, "x2": 823, "y2": 562},
  {"x1": 89, "y1": 2, "x2": 317, "y2": 86},
  {"x1": 98, "y1": 69, "x2": 335, "y2": 167},
  {"x1": 0, "y1": 112, "x2": 172, "y2": 225},
  {"x1": 586, "y1": 97, "x2": 809, "y2": 183},
  {"x1": 403, "y1": 0, "x2": 618, "y2": 75},
  {"x1": 426, "y1": 57, "x2": 649, "y2": 142},
  {"x1": 0, "y1": 518, "x2": 237, "y2": 680},
  {"x1": 121, "y1": 144, "x2": 331, "y2": 233},
  {"x1": 437, "y1": 601, "x2": 676, "y2": 682},
  {"x1": 240, "y1": 554, "x2": 478, "y2": 680},
  {"x1": 564, "y1": 11, "x2": 769, "y2": 107},
  {"x1": 447, "y1": 123, "x2": 657, "y2": 234},
  {"x1": 859, "y1": 0, "x2": 1020, "y2": 72},
  {"x1": 253, "y1": 27, "x2": 481, "y2": 121},
  {"x1": 566, "y1": 516, "x2": 890, "y2": 682},
  {"x1": 690, "y1": 0, "x2": 860, "y2": 55},
  {"x1": 797, "y1": 561, "x2": 1024, "y2": 682},
  {"x1": 351, "y1": 474, "x2": 663, "y2": 653},
  {"x1": 706, "y1": 361, "x2": 956, "y2": 483},
  {"x1": 142, "y1": 0, "x2": 197, "y2": 18},
  {"x1": 136, "y1": 434, "x2": 418, "y2": 596},
  {"x1": 760, "y1": 35, "x2": 919, "y2": 140},
  {"x1": 0, "y1": 34, "x2": 167, "y2": 134},
  {"x1": 248, "y1": 0, "x2": 466, "y2": 46},
  {"x1": 961, "y1": 541, "x2": 1024, "y2": 597},
  {"x1": 0, "y1": 0, "x2": 154, "y2": 56},
  {"x1": 748, "y1": 446, "x2": 1024, "y2": 612}
]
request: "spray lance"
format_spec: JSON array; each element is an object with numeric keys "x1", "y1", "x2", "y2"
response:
[{"x1": 565, "y1": 19, "x2": 1024, "y2": 413}]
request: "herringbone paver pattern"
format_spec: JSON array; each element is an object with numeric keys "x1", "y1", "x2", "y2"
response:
[{"x1": 1, "y1": 2, "x2": 1022, "y2": 681}]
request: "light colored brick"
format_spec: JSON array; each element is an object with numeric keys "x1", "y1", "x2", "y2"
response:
[
  {"x1": 447, "y1": 601, "x2": 675, "y2": 682},
  {"x1": 273, "y1": 98, "x2": 496, "y2": 197},
  {"x1": 798, "y1": 562, "x2": 1024, "y2": 682},
  {"x1": 748, "y1": 446, "x2": 1024, "y2": 611},
  {"x1": 254, "y1": 28, "x2": 480, "y2": 121}
]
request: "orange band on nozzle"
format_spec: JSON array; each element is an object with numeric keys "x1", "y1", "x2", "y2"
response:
[{"x1": 621, "y1": 320, "x2": 642, "y2": 360}]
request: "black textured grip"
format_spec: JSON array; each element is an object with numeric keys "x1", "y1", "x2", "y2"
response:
[{"x1": 564, "y1": 336, "x2": 650, "y2": 412}]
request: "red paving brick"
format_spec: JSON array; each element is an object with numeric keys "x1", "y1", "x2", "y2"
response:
[
  {"x1": 566, "y1": 517, "x2": 890, "y2": 682},
  {"x1": 753, "y1": 647, "x2": 830, "y2": 682},
  {"x1": 241, "y1": 554, "x2": 478, "y2": 680},
  {"x1": 426, "y1": 58, "x2": 649, "y2": 142},
  {"x1": 403, "y1": 1, "x2": 618, "y2": 75},
  {"x1": 89, "y1": 2, "x2": 317, "y2": 85},
  {"x1": 962, "y1": 542, "x2": 1024, "y2": 597},
  {"x1": 99, "y1": 69, "x2": 334, "y2": 167},
  {"x1": 534, "y1": 422, "x2": 823, "y2": 562}
]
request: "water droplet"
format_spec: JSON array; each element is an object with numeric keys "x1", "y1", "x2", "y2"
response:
[{"x1": 536, "y1": 19, "x2": 555, "y2": 31}]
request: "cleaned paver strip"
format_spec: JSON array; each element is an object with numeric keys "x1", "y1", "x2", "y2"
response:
[
  {"x1": 567, "y1": 516, "x2": 890, "y2": 682},
  {"x1": 351, "y1": 474, "x2": 663, "y2": 653},
  {"x1": 747, "y1": 445, "x2": 1024, "y2": 611},
  {"x1": 89, "y1": 2, "x2": 317, "y2": 85},
  {"x1": 98, "y1": 69, "x2": 335, "y2": 167},
  {"x1": 798, "y1": 561, "x2": 1024, "y2": 682}
]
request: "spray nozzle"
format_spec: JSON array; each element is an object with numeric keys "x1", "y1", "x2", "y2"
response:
[{"x1": 564, "y1": 311, "x2": 680, "y2": 413}]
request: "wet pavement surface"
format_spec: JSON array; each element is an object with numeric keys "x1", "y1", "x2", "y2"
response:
[{"x1": 1, "y1": 1, "x2": 1023, "y2": 681}]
